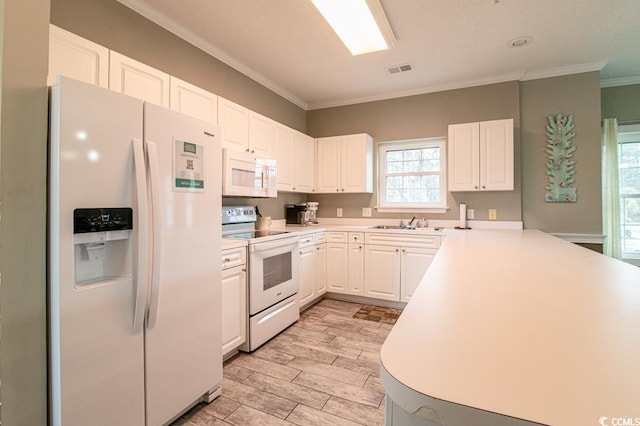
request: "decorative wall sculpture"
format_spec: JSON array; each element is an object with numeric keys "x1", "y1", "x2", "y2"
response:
[{"x1": 545, "y1": 113, "x2": 578, "y2": 203}]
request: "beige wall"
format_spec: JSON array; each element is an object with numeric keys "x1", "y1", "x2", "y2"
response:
[
  {"x1": 601, "y1": 84, "x2": 640, "y2": 122},
  {"x1": 50, "y1": 0, "x2": 307, "y2": 133},
  {"x1": 0, "y1": 0, "x2": 50, "y2": 424},
  {"x1": 520, "y1": 72, "x2": 602, "y2": 234},
  {"x1": 307, "y1": 82, "x2": 522, "y2": 221}
]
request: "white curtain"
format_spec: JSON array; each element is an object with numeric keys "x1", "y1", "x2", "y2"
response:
[{"x1": 602, "y1": 118, "x2": 622, "y2": 258}]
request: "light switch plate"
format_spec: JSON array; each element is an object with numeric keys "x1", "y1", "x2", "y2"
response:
[
  {"x1": 467, "y1": 209, "x2": 474, "y2": 220},
  {"x1": 362, "y1": 207, "x2": 372, "y2": 217},
  {"x1": 488, "y1": 209, "x2": 497, "y2": 220},
  {"x1": 337, "y1": 208, "x2": 343, "y2": 217}
]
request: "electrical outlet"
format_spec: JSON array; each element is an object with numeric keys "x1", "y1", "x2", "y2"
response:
[
  {"x1": 337, "y1": 208, "x2": 343, "y2": 217},
  {"x1": 488, "y1": 209, "x2": 497, "y2": 220},
  {"x1": 362, "y1": 207, "x2": 372, "y2": 217},
  {"x1": 467, "y1": 209, "x2": 474, "y2": 220}
]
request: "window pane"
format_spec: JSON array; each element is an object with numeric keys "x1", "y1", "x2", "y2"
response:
[
  {"x1": 386, "y1": 150, "x2": 403, "y2": 162},
  {"x1": 403, "y1": 149, "x2": 421, "y2": 161},
  {"x1": 386, "y1": 176, "x2": 402, "y2": 189},
  {"x1": 622, "y1": 198, "x2": 640, "y2": 254}
]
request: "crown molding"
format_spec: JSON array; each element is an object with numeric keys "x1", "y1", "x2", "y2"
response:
[
  {"x1": 520, "y1": 61, "x2": 608, "y2": 81},
  {"x1": 115, "y1": 0, "x2": 309, "y2": 110},
  {"x1": 600, "y1": 75, "x2": 640, "y2": 88},
  {"x1": 308, "y1": 71, "x2": 525, "y2": 110}
]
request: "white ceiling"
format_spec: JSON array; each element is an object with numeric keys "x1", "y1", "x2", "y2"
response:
[{"x1": 117, "y1": 0, "x2": 640, "y2": 110}]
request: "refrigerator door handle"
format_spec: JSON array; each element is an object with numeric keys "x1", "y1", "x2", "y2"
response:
[
  {"x1": 145, "y1": 140, "x2": 162, "y2": 329},
  {"x1": 132, "y1": 138, "x2": 150, "y2": 334}
]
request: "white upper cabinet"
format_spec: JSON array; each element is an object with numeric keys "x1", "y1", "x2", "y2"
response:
[
  {"x1": 249, "y1": 111, "x2": 276, "y2": 158},
  {"x1": 109, "y1": 51, "x2": 170, "y2": 107},
  {"x1": 294, "y1": 131, "x2": 316, "y2": 193},
  {"x1": 169, "y1": 77, "x2": 217, "y2": 124},
  {"x1": 317, "y1": 133, "x2": 373, "y2": 194},
  {"x1": 275, "y1": 126, "x2": 316, "y2": 193},
  {"x1": 218, "y1": 97, "x2": 250, "y2": 152},
  {"x1": 448, "y1": 118, "x2": 514, "y2": 191},
  {"x1": 48, "y1": 25, "x2": 109, "y2": 88},
  {"x1": 275, "y1": 124, "x2": 296, "y2": 191}
]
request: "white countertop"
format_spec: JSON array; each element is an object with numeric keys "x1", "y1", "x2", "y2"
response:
[
  {"x1": 221, "y1": 238, "x2": 248, "y2": 250},
  {"x1": 380, "y1": 230, "x2": 640, "y2": 425}
]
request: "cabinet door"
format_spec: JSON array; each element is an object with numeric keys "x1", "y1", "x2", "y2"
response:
[
  {"x1": 294, "y1": 132, "x2": 316, "y2": 193},
  {"x1": 341, "y1": 134, "x2": 373, "y2": 193},
  {"x1": 48, "y1": 25, "x2": 109, "y2": 88},
  {"x1": 400, "y1": 248, "x2": 437, "y2": 303},
  {"x1": 218, "y1": 97, "x2": 249, "y2": 152},
  {"x1": 315, "y1": 243, "x2": 327, "y2": 296},
  {"x1": 298, "y1": 246, "x2": 316, "y2": 307},
  {"x1": 221, "y1": 265, "x2": 247, "y2": 356},
  {"x1": 480, "y1": 119, "x2": 514, "y2": 191},
  {"x1": 364, "y1": 245, "x2": 400, "y2": 301},
  {"x1": 316, "y1": 137, "x2": 341, "y2": 193},
  {"x1": 448, "y1": 122, "x2": 480, "y2": 191},
  {"x1": 109, "y1": 51, "x2": 170, "y2": 107},
  {"x1": 275, "y1": 124, "x2": 295, "y2": 191},
  {"x1": 348, "y1": 244, "x2": 365, "y2": 295},
  {"x1": 326, "y1": 243, "x2": 348, "y2": 293},
  {"x1": 169, "y1": 77, "x2": 218, "y2": 124},
  {"x1": 249, "y1": 111, "x2": 276, "y2": 157}
]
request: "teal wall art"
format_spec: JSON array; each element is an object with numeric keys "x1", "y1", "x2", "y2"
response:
[{"x1": 545, "y1": 113, "x2": 578, "y2": 203}]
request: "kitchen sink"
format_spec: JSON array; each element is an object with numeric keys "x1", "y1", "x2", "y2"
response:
[{"x1": 369, "y1": 225, "x2": 413, "y2": 230}]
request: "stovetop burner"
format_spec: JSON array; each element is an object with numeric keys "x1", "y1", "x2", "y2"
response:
[{"x1": 224, "y1": 229, "x2": 290, "y2": 239}]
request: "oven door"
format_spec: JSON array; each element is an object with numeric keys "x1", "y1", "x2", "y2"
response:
[{"x1": 248, "y1": 237, "x2": 299, "y2": 315}]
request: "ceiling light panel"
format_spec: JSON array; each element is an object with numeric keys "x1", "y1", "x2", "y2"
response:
[{"x1": 311, "y1": 0, "x2": 396, "y2": 56}]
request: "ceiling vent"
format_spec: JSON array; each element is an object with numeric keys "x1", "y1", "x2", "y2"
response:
[{"x1": 387, "y1": 64, "x2": 413, "y2": 75}]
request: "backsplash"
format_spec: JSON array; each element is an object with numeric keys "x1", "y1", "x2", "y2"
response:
[{"x1": 223, "y1": 192, "x2": 308, "y2": 220}]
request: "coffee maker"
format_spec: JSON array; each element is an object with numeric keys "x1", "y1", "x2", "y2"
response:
[{"x1": 306, "y1": 202, "x2": 319, "y2": 225}]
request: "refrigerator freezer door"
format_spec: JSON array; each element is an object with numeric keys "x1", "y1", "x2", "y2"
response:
[
  {"x1": 49, "y1": 77, "x2": 146, "y2": 426},
  {"x1": 143, "y1": 103, "x2": 222, "y2": 425}
]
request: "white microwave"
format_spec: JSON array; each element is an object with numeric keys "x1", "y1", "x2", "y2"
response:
[{"x1": 222, "y1": 148, "x2": 277, "y2": 198}]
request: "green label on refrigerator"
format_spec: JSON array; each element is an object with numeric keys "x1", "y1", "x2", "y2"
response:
[{"x1": 174, "y1": 139, "x2": 205, "y2": 192}]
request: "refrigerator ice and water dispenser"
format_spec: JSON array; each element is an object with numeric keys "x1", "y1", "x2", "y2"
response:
[{"x1": 73, "y1": 207, "x2": 133, "y2": 285}]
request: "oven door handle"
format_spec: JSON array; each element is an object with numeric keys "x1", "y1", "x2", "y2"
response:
[{"x1": 250, "y1": 237, "x2": 299, "y2": 252}]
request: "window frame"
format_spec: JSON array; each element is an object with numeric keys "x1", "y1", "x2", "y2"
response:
[
  {"x1": 618, "y1": 126, "x2": 640, "y2": 259},
  {"x1": 376, "y1": 138, "x2": 448, "y2": 213}
]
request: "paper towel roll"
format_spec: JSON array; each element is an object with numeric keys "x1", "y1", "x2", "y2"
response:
[{"x1": 459, "y1": 203, "x2": 467, "y2": 229}]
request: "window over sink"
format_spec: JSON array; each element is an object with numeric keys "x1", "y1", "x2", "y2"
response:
[{"x1": 377, "y1": 138, "x2": 447, "y2": 213}]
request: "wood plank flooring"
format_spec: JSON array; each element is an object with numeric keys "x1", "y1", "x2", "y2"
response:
[{"x1": 174, "y1": 299, "x2": 393, "y2": 426}]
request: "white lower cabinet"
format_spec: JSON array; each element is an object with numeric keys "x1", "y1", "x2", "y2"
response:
[
  {"x1": 326, "y1": 242, "x2": 349, "y2": 292},
  {"x1": 221, "y1": 247, "x2": 247, "y2": 357},
  {"x1": 298, "y1": 233, "x2": 327, "y2": 309},
  {"x1": 400, "y1": 247, "x2": 437, "y2": 302},
  {"x1": 364, "y1": 245, "x2": 401, "y2": 301},
  {"x1": 348, "y1": 243, "x2": 365, "y2": 295},
  {"x1": 298, "y1": 245, "x2": 316, "y2": 307}
]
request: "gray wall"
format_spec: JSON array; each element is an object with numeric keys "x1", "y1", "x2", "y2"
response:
[
  {"x1": 520, "y1": 72, "x2": 603, "y2": 234},
  {"x1": 601, "y1": 84, "x2": 640, "y2": 122},
  {"x1": 307, "y1": 82, "x2": 522, "y2": 222},
  {"x1": 0, "y1": 0, "x2": 50, "y2": 424}
]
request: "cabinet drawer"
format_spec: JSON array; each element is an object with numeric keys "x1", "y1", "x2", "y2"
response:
[
  {"x1": 298, "y1": 234, "x2": 316, "y2": 248},
  {"x1": 349, "y1": 232, "x2": 364, "y2": 243},
  {"x1": 364, "y1": 233, "x2": 441, "y2": 249},
  {"x1": 221, "y1": 247, "x2": 246, "y2": 269},
  {"x1": 314, "y1": 232, "x2": 326, "y2": 244},
  {"x1": 326, "y1": 232, "x2": 348, "y2": 243}
]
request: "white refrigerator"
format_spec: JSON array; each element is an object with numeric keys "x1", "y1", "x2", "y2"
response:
[{"x1": 49, "y1": 76, "x2": 222, "y2": 425}]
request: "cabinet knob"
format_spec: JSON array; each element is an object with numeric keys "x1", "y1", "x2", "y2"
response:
[
  {"x1": 474, "y1": 185, "x2": 478, "y2": 189},
  {"x1": 359, "y1": 245, "x2": 362, "y2": 250},
  {"x1": 224, "y1": 258, "x2": 231, "y2": 262},
  {"x1": 402, "y1": 249, "x2": 406, "y2": 253},
  {"x1": 482, "y1": 185, "x2": 486, "y2": 189},
  {"x1": 395, "y1": 249, "x2": 399, "y2": 253},
  {"x1": 245, "y1": 148, "x2": 250, "y2": 152},
  {"x1": 312, "y1": 189, "x2": 316, "y2": 192},
  {"x1": 336, "y1": 188, "x2": 339, "y2": 192},
  {"x1": 242, "y1": 268, "x2": 247, "y2": 272},
  {"x1": 341, "y1": 188, "x2": 345, "y2": 192},
  {"x1": 293, "y1": 187, "x2": 296, "y2": 190}
]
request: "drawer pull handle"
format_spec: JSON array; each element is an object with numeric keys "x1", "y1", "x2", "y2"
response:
[{"x1": 224, "y1": 258, "x2": 231, "y2": 262}]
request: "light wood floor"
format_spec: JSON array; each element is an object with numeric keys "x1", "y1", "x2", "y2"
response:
[{"x1": 174, "y1": 298, "x2": 393, "y2": 425}]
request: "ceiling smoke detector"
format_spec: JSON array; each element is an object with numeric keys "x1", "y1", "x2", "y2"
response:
[
  {"x1": 387, "y1": 64, "x2": 413, "y2": 74},
  {"x1": 507, "y1": 36, "x2": 533, "y2": 48}
]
